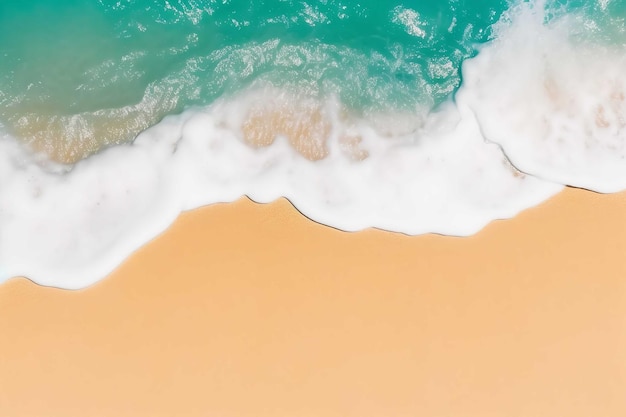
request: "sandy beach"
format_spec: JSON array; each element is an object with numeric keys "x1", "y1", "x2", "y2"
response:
[{"x1": 1, "y1": 187, "x2": 625, "y2": 416}]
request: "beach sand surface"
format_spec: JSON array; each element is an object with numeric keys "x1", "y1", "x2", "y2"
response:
[{"x1": 1, "y1": 187, "x2": 626, "y2": 416}]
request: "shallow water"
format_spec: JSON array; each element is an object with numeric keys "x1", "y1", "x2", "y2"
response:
[{"x1": 1, "y1": 0, "x2": 625, "y2": 288}]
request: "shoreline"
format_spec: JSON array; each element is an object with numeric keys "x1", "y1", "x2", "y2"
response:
[{"x1": 1, "y1": 186, "x2": 626, "y2": 416}]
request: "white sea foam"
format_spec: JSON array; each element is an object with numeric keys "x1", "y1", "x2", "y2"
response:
[
  {"x1": 0, "y1": 86, "x2": 561, "y2": 288},
  {"x1": 461, "y1": 2, "x2": 626, "y2": 192}
]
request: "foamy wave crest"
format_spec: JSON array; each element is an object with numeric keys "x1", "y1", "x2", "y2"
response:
[
  {"x1": 0, "y1": 85, "x2": 561, "y2": 288},
  {"x1": 461, "y1": 1, "x2": 626, "y2": 192}
]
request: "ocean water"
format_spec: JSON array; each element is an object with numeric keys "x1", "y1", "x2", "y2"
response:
[{"x1": 0, "y1": 0, "x2": 624, "y2": 288}]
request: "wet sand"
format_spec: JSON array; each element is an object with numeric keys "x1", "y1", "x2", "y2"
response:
[{"x1": 1, "y1": 187, "x2": 625, "y2": 416}]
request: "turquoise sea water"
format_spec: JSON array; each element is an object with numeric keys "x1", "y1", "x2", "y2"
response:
[
  {"x1": 1, "y1": 0, "x2": 501, "y2": 114},
  {"x1": 1, "y1": 0, "x2": 625, "y2": 288},
  {"x1": 0, "y1": 0, "x2": 620, "y2": 158}
]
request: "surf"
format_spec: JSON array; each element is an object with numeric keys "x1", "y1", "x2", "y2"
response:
[{"x1": 0, "y1": 0, "x2": 624, "y2": 288}]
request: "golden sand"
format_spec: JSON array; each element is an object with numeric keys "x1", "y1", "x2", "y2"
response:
[
  {"x1": 241, "y1": 100, "x2": 372, "y2": 161},
  {"x1": 1, "y1": 187, "x2": 625, "y2": 416},
  {"x1": 242, "y1": 103, "x2": 331, "y2": 161},
  {"x1": 4, "y1": 97, "x2": 176, "y2": 164}
]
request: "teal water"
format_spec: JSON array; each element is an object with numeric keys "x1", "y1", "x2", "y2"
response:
[
  {"x1": 3, "y1": 0, "x2": 621, "y2": 160},
  {"x1": 0, "y1": 0, "x2": 501, "y2": 113}
]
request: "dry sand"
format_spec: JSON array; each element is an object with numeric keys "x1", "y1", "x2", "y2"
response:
[{"x1": 1, "y1": 187, "x2": 625, "y2": 416}]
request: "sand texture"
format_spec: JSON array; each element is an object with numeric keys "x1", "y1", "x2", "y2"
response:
[{"x1": 1, "y1": 187, "x2": 626, "y2": 416}]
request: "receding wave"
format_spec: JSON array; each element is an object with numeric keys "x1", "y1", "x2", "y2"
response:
[{"x1": 0, "y1": 0, "x2": 624, "y2": 288}]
